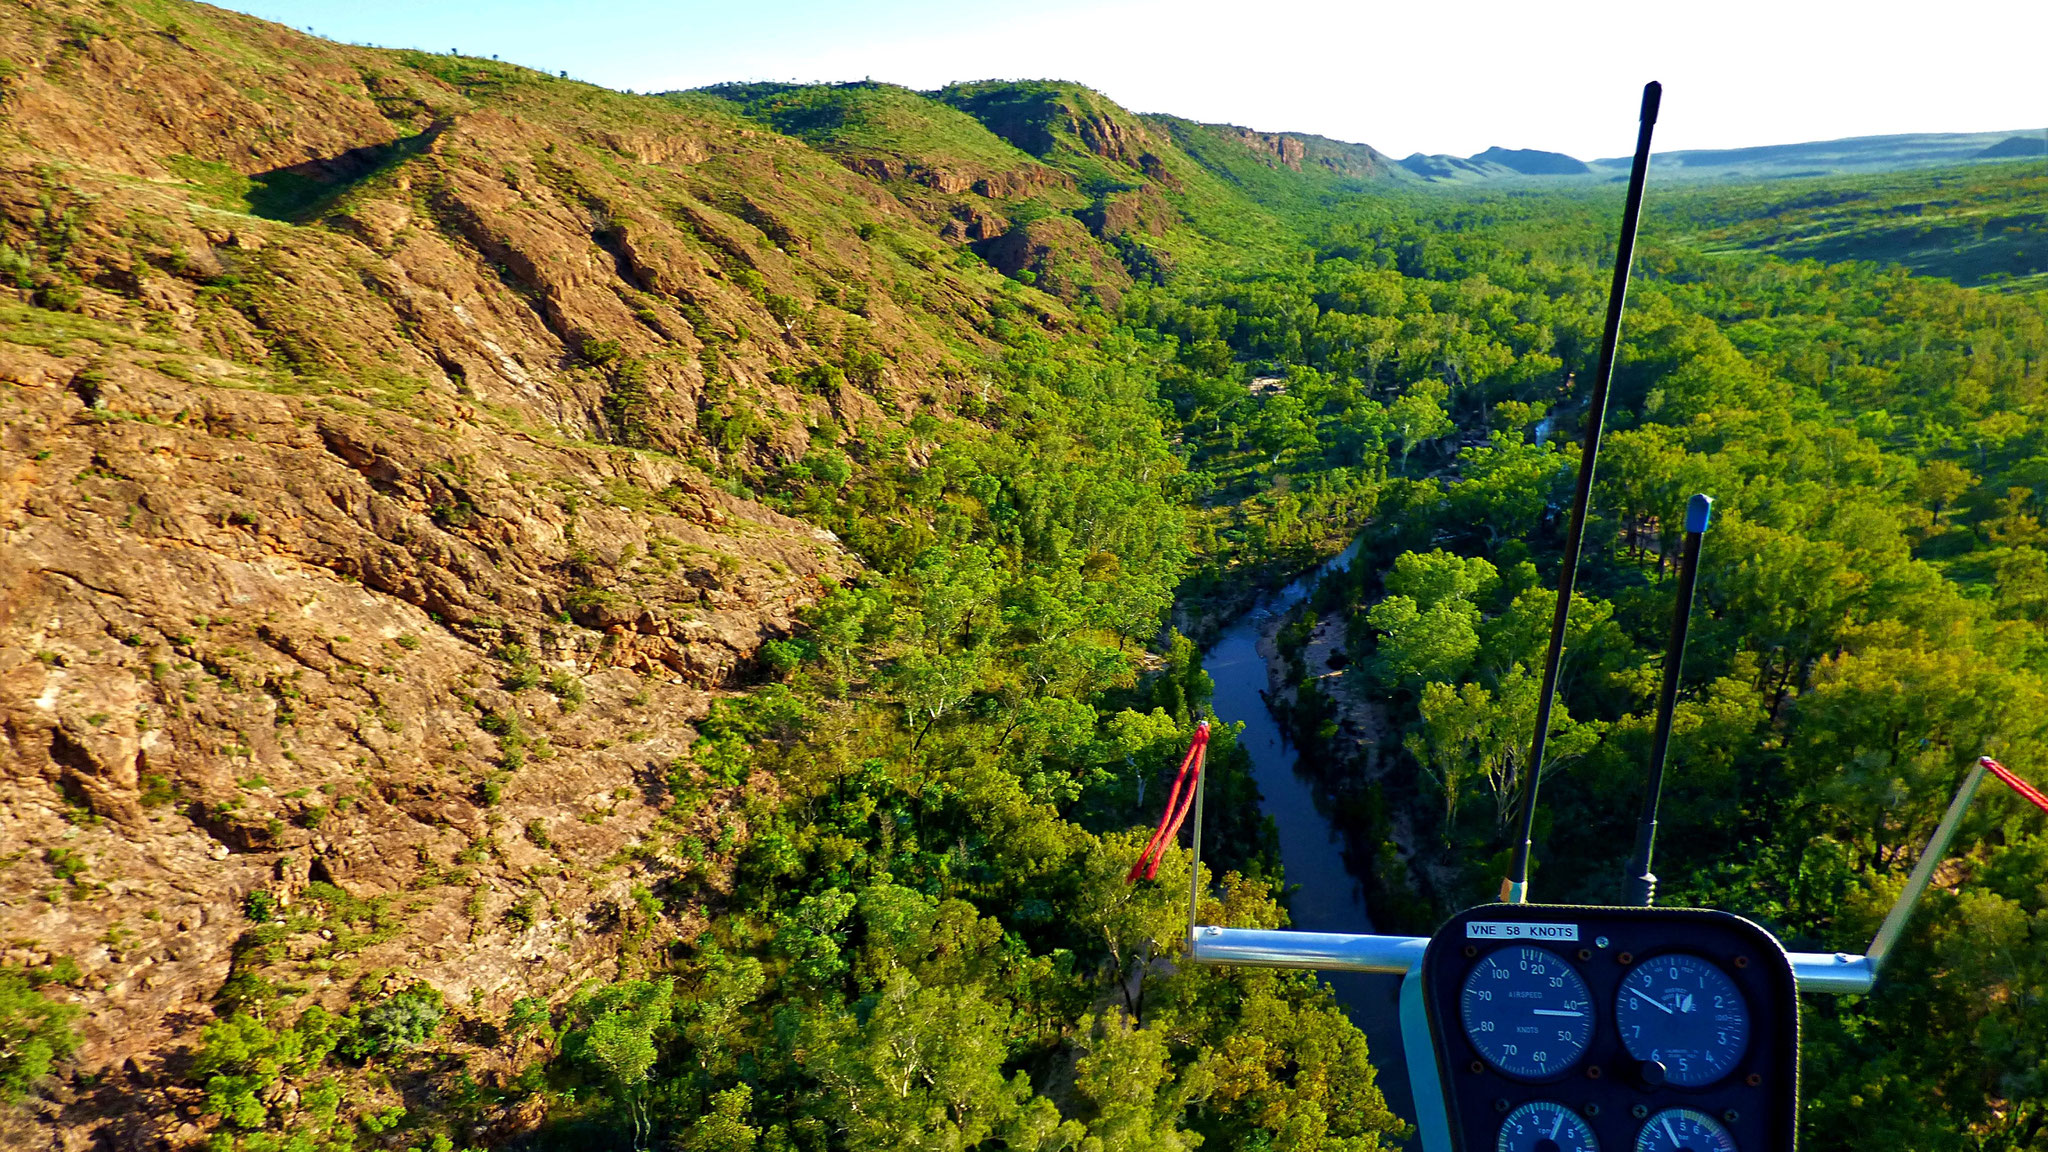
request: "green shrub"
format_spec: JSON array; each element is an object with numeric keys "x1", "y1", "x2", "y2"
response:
[
  {"x1": 523, "y1": 819, "x2": 552, "y2": 849},
  {"x1": 139, "y1": 773, "x2": 179, "y2": 807},
  {"x1": 44, "y1": 848, "x2": 85, "y2": 883},
  {"x1": 758, "y1": 638, "x2": 810, "y2": 679},
  {"x1": 546, "y1": 670, "x2": 586, "y2": 709},
  {"x1": 0, "y1": 968, "x2": 80, "y2": 1103},
  {"x1": 243, "y1": 891, "x2": 279, "y2": 922},
  {"x1": 26, "y1": 957, "x2": 81, "y2": 988},
  {"x1": 342, "y1": 983, "x2": 445, "y2": 1061},
  {"x1": 505, "y1": 995, "x2": 554, "y2": 1052},
  {"x1": 191, "y1": 1008, "x2": 342, "y2": 1129}
]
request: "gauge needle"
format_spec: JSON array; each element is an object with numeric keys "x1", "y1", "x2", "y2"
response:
[
  {"x1": 1550, "y1": 1111, "x2": 1565, "y2": 1140},
  {"x1": 1628, "y1": 987, "x2": 1676, "y2": 1014},
  {"x1": 1532, "y1": 1009, "x2": 1585, "y2": 1017},
  {"x1": 1661, "y1": 1116, "x2": 1680, "y2": 1147}
]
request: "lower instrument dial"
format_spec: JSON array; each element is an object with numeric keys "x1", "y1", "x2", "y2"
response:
[
  {"x1": 1498, "y1": 1101, "x2": 1598, "y2": 1152},
  {"x1": 1633, "y1": 1108, "x2": 1737, "y2": 1152}
]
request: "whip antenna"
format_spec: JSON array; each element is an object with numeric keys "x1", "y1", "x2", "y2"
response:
[
  {"x1": 1625, "y1": 493, "x2": 1712, "y2": 905},
  {"x1": 1502, "y1": 80, "x2": 1662, "y2": 904}
]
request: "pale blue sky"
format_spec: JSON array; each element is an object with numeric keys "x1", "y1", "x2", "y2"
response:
[{"x1": 219, "y1": 0, "x2": 2045, "y2": 160}]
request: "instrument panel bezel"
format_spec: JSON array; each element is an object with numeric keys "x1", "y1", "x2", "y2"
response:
[{"x1": 1421, "y1": 903, "x2": 1799, "y2": 1152}]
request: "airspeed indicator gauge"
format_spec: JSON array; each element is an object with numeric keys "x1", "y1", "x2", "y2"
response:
[
  {"x1": 1459, "y1": 945, "x2": 1594, "y2": 1079},
  {"x1": 1616, "y1": 953, "x2": 1750, "y2": 1086}
]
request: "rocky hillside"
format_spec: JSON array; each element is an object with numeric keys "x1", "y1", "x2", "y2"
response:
[
  {"x1": 0, "y1": 1, "x2": 1388, "y2": 1146},
  {"x1": 699, "y1": 79, "x2": 1380, "y2": 304}
]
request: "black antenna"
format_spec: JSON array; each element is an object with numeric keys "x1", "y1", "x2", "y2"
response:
[
  {"x1": 1626, "y1": 494, "x2": 1713, "y2": 905},
  {"x1": 1502, "y1": 80, "x2": 1662, "y2": 905}
]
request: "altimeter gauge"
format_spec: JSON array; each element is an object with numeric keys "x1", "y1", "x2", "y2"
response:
[
  {"x1": 1459, "y1": 945, "x2": 1595, "y2": 1079},
  {"x1": 1616, "y1": 953, "x2": 1750, "y2": 1087}
]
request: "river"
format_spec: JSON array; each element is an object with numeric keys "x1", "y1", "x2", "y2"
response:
[{"x1": 1202, "y1": 539, "x2": 1419, "y2": 1127}]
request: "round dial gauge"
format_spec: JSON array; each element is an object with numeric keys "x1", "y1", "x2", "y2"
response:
[
  {"x1": 1459, "y1": 944, "x2": 1594, "y2": 1079},
  {"x1": 1498, "y1": 1101, "x2": 1599, "y2": 1152},
  {"x1": 1615, "y1": 953, "x2": 1750, "y2": 1087},
  {"x1": 1633, "y1": 1108, "x2": 1737, "y2": 1152}
]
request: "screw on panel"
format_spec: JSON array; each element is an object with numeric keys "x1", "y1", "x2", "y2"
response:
[
  {"x1": 1617, "y1": 951, "x2": 1635, "y2": 965},
  {"x1": 1745, "y1": 1073, "x2": 1763, "y2": 1087},
  {"x1": 1631, "y1": 1104, "x2": 1649, "y2": 1120},
  {"x1": 1584, "y1": 1103, "x2": 1601, "y2": 1117},
  {"x1": 1464, "y1": 944, "x2": 1479, "y2": 958},
  {"x1": 1733, "y1": 955, "x2": 1750, "y2": 969},
  {"x1": 1586, "y1": 1065, "x2": 1604, "y2": 1080},
  {"x1": 1724, "y1": 1110, "x2": 1741, "y2": 1123},
  {"x1": 1494, "y1": 1099, "x2": 1511, "y2": 1114},
  {"x1": 1470, "y1": 1060, "x2": 1485, "y2": 1075},
  {"x1": 1577, "y1": 948, "x2": 1593, "y2": 961}
]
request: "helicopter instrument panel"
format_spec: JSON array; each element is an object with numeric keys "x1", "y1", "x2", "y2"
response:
[{"x1": 1422, "y1": 904, "x2": 1798, "y2": 1152}]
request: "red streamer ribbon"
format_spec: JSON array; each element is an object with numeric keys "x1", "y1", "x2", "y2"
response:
[
  {"x1": 1127, "y1": 721, "x2": 1210, "y2": 883},
  {"x1": 1982, "y1": 757, "x2": 2048, "y2": 816}
]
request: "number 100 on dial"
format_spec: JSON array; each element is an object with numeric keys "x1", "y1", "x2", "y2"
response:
[{"x1": 1459, "y1": 945, "x2": 1595, "y2": 1079}]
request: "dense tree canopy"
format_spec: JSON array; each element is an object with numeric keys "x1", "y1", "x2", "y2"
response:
[
  {"x1": 134, "y1": 157, "x2": 2048, "y2": 1152},
  {"x1": 1219, "y1": 177, "x2": 2048, "y2": 1151}
]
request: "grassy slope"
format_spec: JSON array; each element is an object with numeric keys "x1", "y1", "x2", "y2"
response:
[
  {"x1": 1665, "y1": 159, "x2": 2048, "y2": 292},
  {"x1": 1148, "y1": 115, "x2": 1396, "y2": 222},
  {"x1": 933, "y1": 79, "x2": 1318, "y2": 266},
  {"x1": 692, "y1": 81, "x2": 1036, "y2": 172},
  {"x1": 690, "y1": 77, "x2": 1366, "y2": 303},
  {"x1": 1, "y1": 0, "x2": 1125, "y2": 445}
]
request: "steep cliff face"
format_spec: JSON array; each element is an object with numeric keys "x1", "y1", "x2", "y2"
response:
[
  {"x1": 0, "y1": 3, "x2": 1053, "y2": 1143},
  {"x1": 1227, "y1": 127, "x2": 1309, "y2": 171},
  {"x1": 0, "y1": 325, "x2": 841, "y2": 1067}
]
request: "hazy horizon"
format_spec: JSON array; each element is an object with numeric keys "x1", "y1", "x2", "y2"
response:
[{"x1": 215, "y1": 0, "x2": 2046, "y2": 161}]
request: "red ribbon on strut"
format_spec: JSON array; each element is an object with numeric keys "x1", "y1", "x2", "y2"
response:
[
  {"x1": 1983, "y1": 757, "x2": 2048, "y2": 816},
  {"x1": 1127, "y1": 721, "x2": 1210, "y2": 883}
]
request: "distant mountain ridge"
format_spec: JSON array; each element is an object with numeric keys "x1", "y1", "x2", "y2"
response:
[
  {"x1": 1591, "y1": 127, "x2": 2048, "y2": 181},
  {"x1": 1395, "y1": 128, "x2": 2046, "y2": 183},
  {"x1": 697, "y1": 80, "x2": 2041, "y2": 199},
  {"x1": 1972, "y1": 134, "x2": 2047, "y2": 159},
  {"x1": 1470, "y1": 146, "x2": 1591, "y2": 175},
  {"x1": 1397, "y1": 146, "x2": 1587, "y2": 181}
]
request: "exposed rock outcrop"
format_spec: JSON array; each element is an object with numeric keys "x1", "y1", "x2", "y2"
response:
[
  {"x1": 0, "y1": 4, "x2": 1049, "y2": 1143},
  {"x1": 1230, "y1": 127, "x2": 1309, "y2": 171}
]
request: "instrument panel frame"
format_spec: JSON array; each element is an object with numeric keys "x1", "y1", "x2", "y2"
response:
[{"x1": 1420, "y1": 903, "x2": 1799, "y2": 1152}]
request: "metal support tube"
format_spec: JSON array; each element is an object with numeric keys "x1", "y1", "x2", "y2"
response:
[
  {"x1": 1866, "y1": 757, "x2": 1987, "y2": 973},
  {"x1": 1786, "y1": 952, "x2": 1876, "y2": 995},
  {"x1": 1187, "y1": 926, "x2": 1428, "y2": 973},
  {"x1": 1192, "y1": 926, "x2": 1882, "y2": 995}
]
